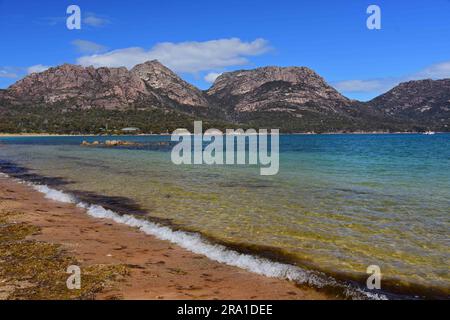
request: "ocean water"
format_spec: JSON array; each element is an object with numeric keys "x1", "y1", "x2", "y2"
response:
[{"x1": 0, "y1": 134, "x2": 449, "y2": 299}]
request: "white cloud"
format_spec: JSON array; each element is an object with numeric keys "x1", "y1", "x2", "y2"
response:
[
  {"x1": 27, "y1": 64, "x2": 50, "y2": 74},
  {"x1": 83, "y1": 13, "x2": 110, "y2": 27},
  {"x1": 76, "y1": 38, "x2": 270, "y2": 73},
  {"x1": 413, "y1": 61, "x2": 450, "y2": 79},
  {"x1": 0, "y1": 68, "x2": 18, "y2": 78},
  {"x1": 333, "y1": 60, "x2": 450, "y2": 94},
  {"x1": 37, "y1": 12, "x2": 109, "y2": 28},
  {"x1": 204, "y1": 72, "x2": 222, "y2": 83},
  {"x1": 72, "y1": 39, "x2": 107, "y2": 54}
]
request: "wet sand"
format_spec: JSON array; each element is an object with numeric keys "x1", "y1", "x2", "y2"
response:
[{"x1": 0, "y1": 176, "x2": 331, "y2": 300}]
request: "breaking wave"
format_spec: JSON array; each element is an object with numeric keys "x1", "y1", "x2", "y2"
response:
[{"x1": 2, "y1": 172, "x2": 387, "y2": 300}]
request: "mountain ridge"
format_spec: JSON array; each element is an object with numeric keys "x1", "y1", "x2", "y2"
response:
[{"x1": 1, "y1": 61, "x2": 449, "y2": 133}]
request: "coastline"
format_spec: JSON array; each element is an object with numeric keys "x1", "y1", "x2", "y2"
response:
[
  {"x1": 0, "y1": 133, "x2": 167, "y2": 137},
  {"x1": 0, "y1": 175, "x2": 331, "y2": 300},
  {"x1": 1, "y1": 136, "x2": 447, "y2": 299},
  {"x1": 0, "y1": 131, "x2": 446, "y2": 138}
]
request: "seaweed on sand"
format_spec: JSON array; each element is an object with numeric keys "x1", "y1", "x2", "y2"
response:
[{"x1": 0, "y1": 209, "x2": 129, "y2": 300}]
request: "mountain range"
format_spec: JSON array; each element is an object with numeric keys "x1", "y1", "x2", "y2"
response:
[{"x1": 0, "y1": 60, "x2": 449, "y2": 133}]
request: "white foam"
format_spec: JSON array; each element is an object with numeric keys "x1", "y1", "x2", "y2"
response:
[
  {"x1": 32, "y1": 184, "x2": 76, "y2": 204},
  {"x1": 76, "y1": 202, "x2": 326, "y2": 286},
  {"x1": 7, "y1": 176, "x2": 387, "y2": 300}
]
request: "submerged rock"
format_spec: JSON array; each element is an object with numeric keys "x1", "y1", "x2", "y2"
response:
[{"x1": 81, "y1": 140, "x2": 141, "y2": 147}]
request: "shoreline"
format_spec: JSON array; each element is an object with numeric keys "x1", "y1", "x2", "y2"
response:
[
  {"x1": 0, "y1": 132, "x2": 447, "y2": 138},
  {"x1": 0, "y1": 159, "x2": 444, "y2": 299},
  {"x1": 0, "y1": 175, "x2": 331, "y2": 300}
]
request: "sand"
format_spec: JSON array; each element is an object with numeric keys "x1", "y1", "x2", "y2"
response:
[{"x1": 0, "y1": 176, "x2": 331, "y2": 300}]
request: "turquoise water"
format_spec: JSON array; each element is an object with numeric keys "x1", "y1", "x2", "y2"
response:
[{"x1": 0, "y1": 134, "x2": 449, "y2": 298}]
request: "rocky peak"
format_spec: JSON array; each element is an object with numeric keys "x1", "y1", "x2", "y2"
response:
[
  {"x1": 367, "y1": 79, "x2": 450, "y2": 120},
  {"x1": 207, "y1": 66, "x2": 338, "y2": 96},
  {"x1": 4, "y1": 61, "x2": 209, "y2": 109},
  {"x1": 6, "y1": 64, "x2": 147, "y2": 109},
  {"x1": 206, "y1": 66, "x2": 350, "y2": 114},
  {"x1": 375, "y1": 79, "x2": 450, "y2": 100},
  {"x1": 131, "y1": 60, "x2": 175, "y2": 85},
  {"x1": 131, "y1": 60, "x2": 208, "y2": 107}
]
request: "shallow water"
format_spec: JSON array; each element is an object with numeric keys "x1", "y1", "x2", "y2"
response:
[{"x1": 0, "y1": 134, "x2": 449, "y2": 298}]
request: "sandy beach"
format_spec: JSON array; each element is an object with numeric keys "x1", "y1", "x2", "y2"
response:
[{"x1": 0, "y1": 175, "x2": 330, "y2": 300}]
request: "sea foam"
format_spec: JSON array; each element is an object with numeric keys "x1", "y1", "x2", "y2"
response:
[
  {"x1": 3, "y1": 172, "x2": 387, "y2": 300},
  {"x1": 32, "y1": 184, "x2": 77, "y2": 204}
]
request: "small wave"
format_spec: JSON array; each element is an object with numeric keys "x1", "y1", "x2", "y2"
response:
[
  {"x1": 32, "y1": 184, "x2": 77, "y2": 203},
  {"x1": 2, "y1": 172, "x2": 387, "y2": 300}
]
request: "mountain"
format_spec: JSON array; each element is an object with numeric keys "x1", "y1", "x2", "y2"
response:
[
  {"x1": 131, "y1": 61, "x2": 208, "y2": 109},
  {"x1": 3, "y1": 60, "x2": 207, "y2": 111},
  {"x1": 207, "y1": 66, "x2": 351, "y2": 114},
  {"x1": 0, "y1": 61, "x2": 227, "y2": 134},
  {"x1": 5, "y1": 64, "x2": 147, "y2": 109},
  {"x1": 365, "y1": 79, "x2": 450, "y2": 130},
  {"x1": 0, "y1": 61, "x2": 449, "y2": 133},
  {"x1": 205, "y1": 66, "x2": 376, "y2": 131}
]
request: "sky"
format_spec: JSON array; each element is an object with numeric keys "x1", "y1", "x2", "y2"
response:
[{"x1": 1, "y1": 0, "x2": 450, "y2": 101}]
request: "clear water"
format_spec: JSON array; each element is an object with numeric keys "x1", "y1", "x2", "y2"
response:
[{"x1": 0, "y1": 134, "x2": 449, "y2": 298}]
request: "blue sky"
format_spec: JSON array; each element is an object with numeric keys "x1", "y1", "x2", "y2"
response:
[{"x1": 1, "y1": 0, "x2": 450, "y2": 100}]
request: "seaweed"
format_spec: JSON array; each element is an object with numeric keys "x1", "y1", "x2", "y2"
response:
[{"x1": 0, "y1": 209, "x2": 129, "y2": 300}]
